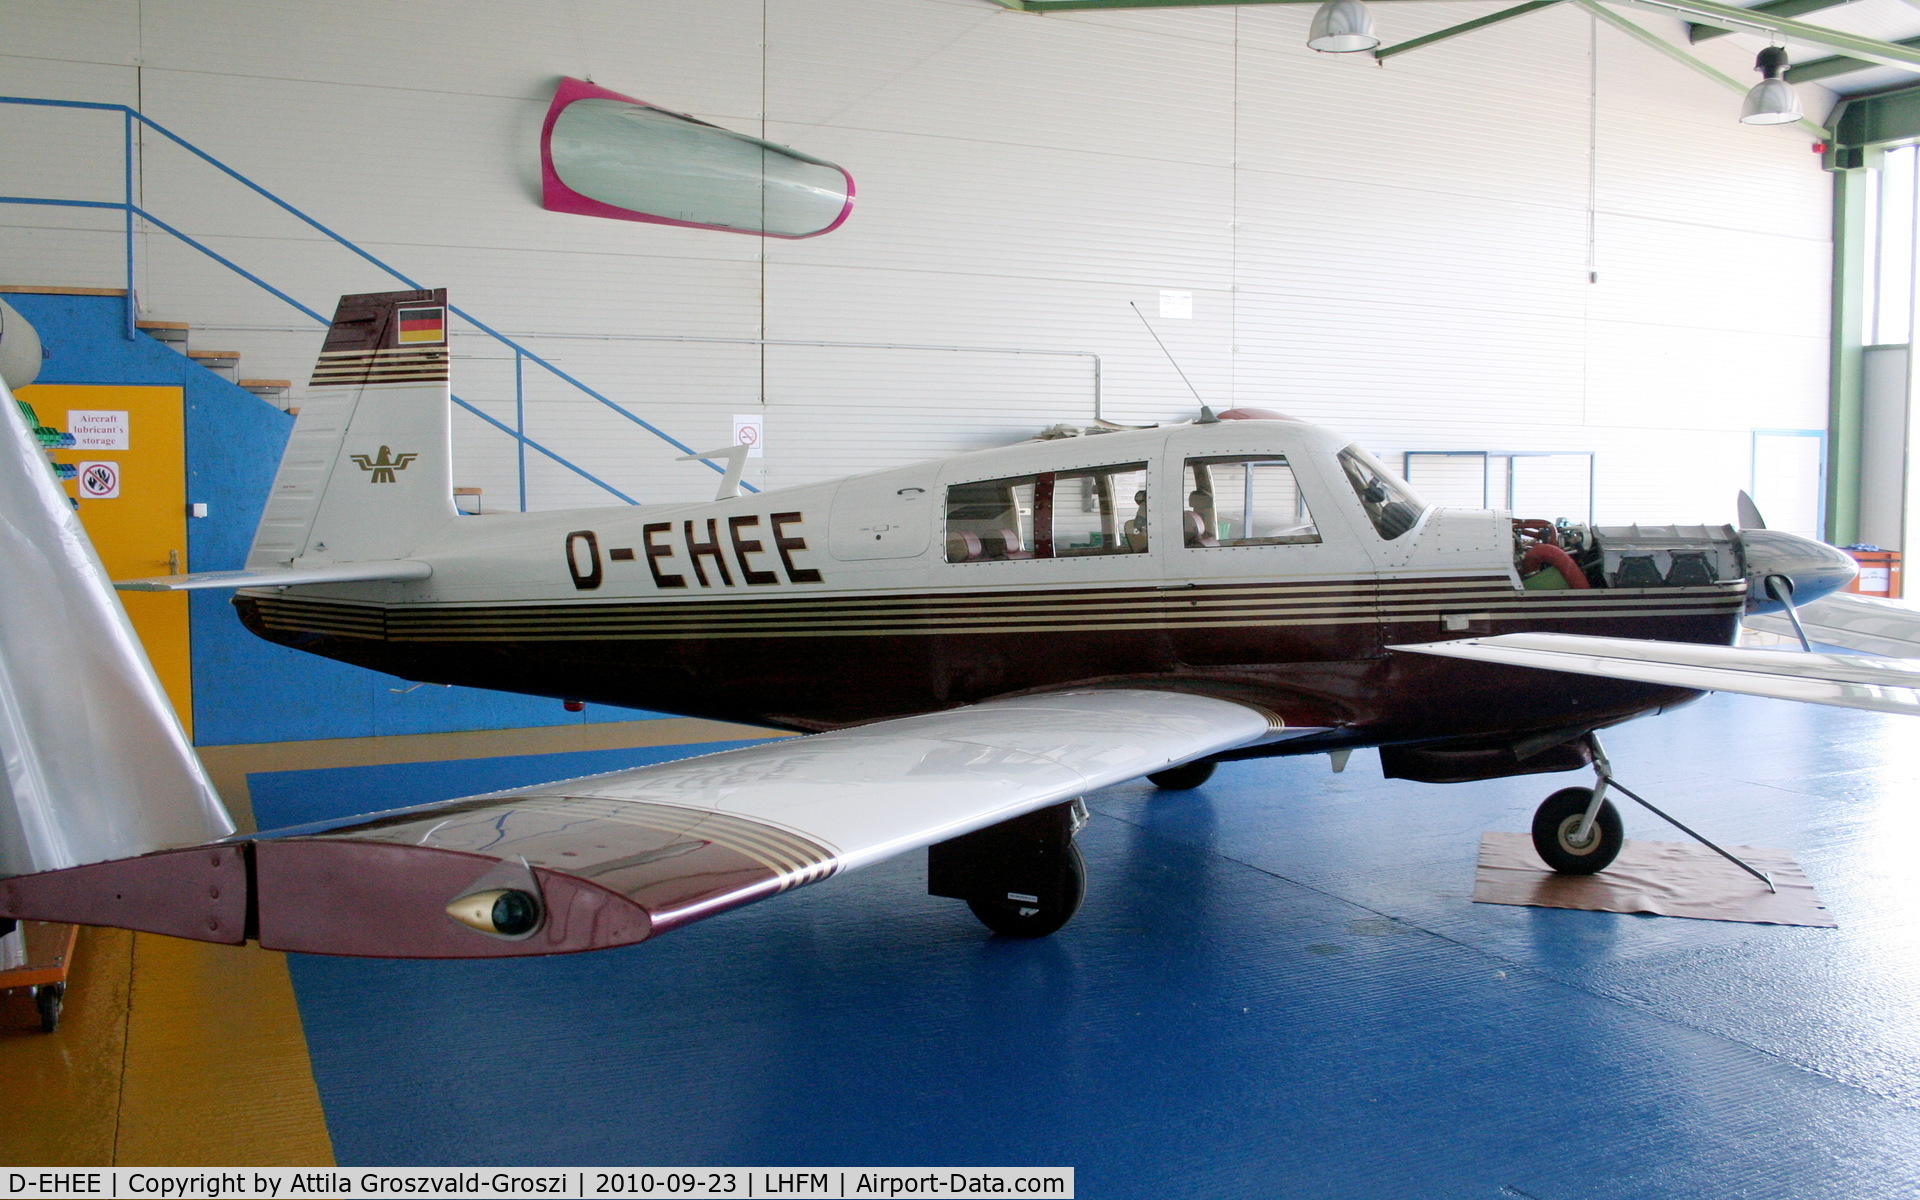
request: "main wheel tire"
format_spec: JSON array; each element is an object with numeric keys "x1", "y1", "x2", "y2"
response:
[
  {"x1": 35, "y1": 983, "x2": 64, "y2": 1033},
  {"x1": 1148, "y1": 761, "x2": 1216, "y2": 790},
  {"x1": 1531, "y1": 786, "x2": 1623, "y2": 875},
  {"x1": 966, "y1": 843, "x2": 1086, "y2": 938}
]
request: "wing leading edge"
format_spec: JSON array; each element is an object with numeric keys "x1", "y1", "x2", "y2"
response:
[
  {"x1": 1394, "y1": 632, "x2": 1920, "y2": 717},
  {"x1": 1, "y1": 689, "x2": 1277, "y2": 958}
]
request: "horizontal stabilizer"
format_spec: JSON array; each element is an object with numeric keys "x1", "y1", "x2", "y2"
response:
[
  {"x1": 1394, "y1": 633, "x2": 1920, "y2": 717},
  {"x1": 115, "y1": 560, "x2": 431, "y2": 591},
  {"x1": 1745, "y1": 592, "x2": 1920, "y2": 658}
]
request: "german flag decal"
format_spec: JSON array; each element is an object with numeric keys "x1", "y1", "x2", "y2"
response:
[{"x1": 396, "y1": 306, "x2": 446, "y2": 345}]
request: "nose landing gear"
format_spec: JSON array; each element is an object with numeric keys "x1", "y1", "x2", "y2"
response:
[
  {"x1": 1531, "y1": 786, "x2": 1623, "y2": 874},
  {"x1": 1529, "y1": 734, "x2": 1775, "y2": 892}
]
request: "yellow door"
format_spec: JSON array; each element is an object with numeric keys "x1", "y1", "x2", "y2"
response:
[{"x1": 21, "y1": 384, "x2": 194, "y2": 740}]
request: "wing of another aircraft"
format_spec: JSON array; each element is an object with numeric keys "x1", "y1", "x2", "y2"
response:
[
  {"x1": 1744, "y1": 591, "x2": 1920, "y2": 658},
  {"x1": 1394, "y1": 633, "x2": 1920, "y2": 717},
  {"x1": 3, "y1": 688, "x2": 1278, "y2": 957}
]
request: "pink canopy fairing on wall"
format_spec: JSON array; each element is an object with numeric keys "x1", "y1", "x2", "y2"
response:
[{"x1": 540, "y1": 77, "x2": 854, "y2": 238}]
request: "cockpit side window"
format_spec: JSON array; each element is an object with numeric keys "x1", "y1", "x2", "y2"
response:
[
  {"x1": 945, "y1": 462, "x2": 1148, "y2": 562},
  {"x1": 1182, "y1": 456, "x2": 1320, "y2": 547},
  {"x1": 1337, "y1": 445, "x2": 1427, "y2": 540}
]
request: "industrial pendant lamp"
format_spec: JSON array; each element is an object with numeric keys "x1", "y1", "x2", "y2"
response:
[
  {"x1": 1740, "y1": 46, "x2": 1802, "y2": 125},
  {"x1": 1307, "y1": 0, "x2": 1380, "y2": 53}
]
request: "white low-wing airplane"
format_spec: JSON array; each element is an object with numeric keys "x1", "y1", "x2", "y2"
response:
[{"x1": 3, "y1": 288, "x2": 1917, "y2": 958}]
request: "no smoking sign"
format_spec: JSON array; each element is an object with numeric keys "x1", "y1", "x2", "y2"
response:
[{"x1": 77, "y1": 460, "x2": 121, "y2": 499}]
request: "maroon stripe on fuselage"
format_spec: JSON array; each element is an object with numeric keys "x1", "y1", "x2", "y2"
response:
[{"x1": 235, "y1": 575, "x2": 1743, "y2": 741}]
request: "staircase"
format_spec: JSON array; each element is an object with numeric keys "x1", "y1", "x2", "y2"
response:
[{"x1": 137, "y1": 319, "x2": 295, "y2": 413}]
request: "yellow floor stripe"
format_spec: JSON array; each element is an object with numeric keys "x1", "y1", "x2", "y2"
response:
[
  {"x1": 198, "y1": 715, "x2": 788, "y2": 832},
  {"x1": 0, "y1": 925, "x2": 132, "y2": 1165},
  {"x1": 112, "y1": 934, "x2": 333, "y2": 1166},
  {"x1": 0, "y1": 927, "x2": 335, "y2": 1166}
]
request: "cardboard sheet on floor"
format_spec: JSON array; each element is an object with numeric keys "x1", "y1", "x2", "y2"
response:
[{"x1": 1473, "y1": 832, "x2": 1835, "y2": 927}]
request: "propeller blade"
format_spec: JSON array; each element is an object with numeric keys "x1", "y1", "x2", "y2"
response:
[{"x1": 1736, "y1": 490, "x2": 1767, "y2": 531}]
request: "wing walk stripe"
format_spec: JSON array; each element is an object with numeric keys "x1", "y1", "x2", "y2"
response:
[{"x1": 505, "y1": 796, "x2": 837, "y2": 887}]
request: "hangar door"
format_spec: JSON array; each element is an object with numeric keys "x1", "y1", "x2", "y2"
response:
[
  {"x1": 1750, "y1": 430, "x2": 1825, "y2": 541},
  {"x1": 22, "y1": 383, "x2": 194, "y2": 739}
]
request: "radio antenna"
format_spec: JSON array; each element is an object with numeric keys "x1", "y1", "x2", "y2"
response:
[{"x1": 1129, "y1": 301, "x2": 1207, "y2": 408}]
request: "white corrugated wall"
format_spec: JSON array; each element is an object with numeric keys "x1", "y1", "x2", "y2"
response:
[{"x1": 0, "y1": 0, "x2": 1833, "y2": 526}]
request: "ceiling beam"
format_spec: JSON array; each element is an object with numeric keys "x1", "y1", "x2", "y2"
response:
[
  {"x1": 1686, "y1": 0, "x2": 1857, "y2": 44},
  {"x1": 1574, "y1": 0, "x2": 1830, "y2": 136},
  {"x1": 1601, "y1": 0, "x2": 1920, "y2": 73},
  {"x1": 1374, "y1": 0, "x2": 1562, "y2": 61},
  {"x1": 992, "y1": 0, "x2": 1462, "y2": 10},
  {"x1": 1788, "y1": 33, "x2": 1920, "y2": 82}
]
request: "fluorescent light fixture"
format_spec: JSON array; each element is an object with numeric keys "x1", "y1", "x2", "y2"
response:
[
  {"x1": 1308, "y1": 0, "x2": 1380, "y2": 53},
  {"x1": 1740, "y1": 46, "x2": 1802, "y2": 125}
]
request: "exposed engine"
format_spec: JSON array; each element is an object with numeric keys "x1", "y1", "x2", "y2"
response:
[{"x1": 1508, "y1": 516, "x2": 1864, "y2": 615}]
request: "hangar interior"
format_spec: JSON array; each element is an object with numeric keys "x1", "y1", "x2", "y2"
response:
[{"x1": 2, "y1": 0, "x2": 1919, "y2": 1193}]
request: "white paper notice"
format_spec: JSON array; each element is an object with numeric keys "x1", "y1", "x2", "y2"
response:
[
  {"x1": 732, "y1": 413, "x2": 764, "y2": 458},
  {"x1": 1159, "y1": 290, "x2": 1193, "y2": 319},
  {"x1": 77, "y1": 461, "x2": 121, "y2": 499},
  {"x1": 68, "y1": 410, "x2": 129, "y2": 450}
]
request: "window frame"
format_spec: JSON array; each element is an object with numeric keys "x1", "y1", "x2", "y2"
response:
[
  {"x1": 943, "y1": 460, "x2": 1151, "y2": 564},
  {"x1": 1181, "y1": 454, "x2": 1323, "y2": 549}
]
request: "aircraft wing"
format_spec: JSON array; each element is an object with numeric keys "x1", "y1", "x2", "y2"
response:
[
  {"x1": 1394, "y1": 633, "x2": 1920, "y2": 717},
  {"x1": 1744, "y1": 591, "x2": 1920, "y2": 658},
  {"x1": 114, "y1": 559, "x2": 431, "y2": 591},
  {"x1": 2, "y1": 688, "x2": 1278, "y2": 958}
]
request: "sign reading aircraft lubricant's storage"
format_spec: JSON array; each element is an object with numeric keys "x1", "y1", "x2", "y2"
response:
[
  {"x1": 541, "y1": 77, "x2": 854, "y2": 238},
  {"x1": 67, "y1": 409, "x2": 128, "y2": 449}
]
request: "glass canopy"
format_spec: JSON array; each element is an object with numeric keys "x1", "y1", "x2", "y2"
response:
[{"x1": 541, "y1": 77, "x2": 854, "y2": 238}]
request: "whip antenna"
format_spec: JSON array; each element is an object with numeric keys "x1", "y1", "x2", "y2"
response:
[{"x1": 1129, "y1": 301, "x2": 1207, "y2": 408}]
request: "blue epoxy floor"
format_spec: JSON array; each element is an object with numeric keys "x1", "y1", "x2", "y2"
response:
[{"x1": 254, "y1": 695, "x2": 1920, "y2": 1196}]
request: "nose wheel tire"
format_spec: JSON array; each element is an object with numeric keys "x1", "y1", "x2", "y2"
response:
[
  {"x1": 1532, "y1": 786, "x2": 1623, "y2": 875},
  {"x1": 965, "y1": 843, "x2": 1086, "y2": 938},
  {"x1": 1147, "y1": 761, "x2": 1216, "y2": 790}
]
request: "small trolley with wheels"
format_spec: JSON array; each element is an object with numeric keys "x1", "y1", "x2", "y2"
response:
[{"x1": 0, "y1": 921, "x2": 78, "y2": 1033}]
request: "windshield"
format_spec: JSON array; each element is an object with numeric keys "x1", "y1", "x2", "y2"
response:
[{"x1": 1337, "y1": 445, "x2": 1427, "y2": 540}]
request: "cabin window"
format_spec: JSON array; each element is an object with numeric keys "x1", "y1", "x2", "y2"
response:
[
  {"x1": 1337, "y1": 445, "x2": 1427, "y2": 541},
  {"x1": 1182, "y1": 456, "x2": 1320, "y2": 547},
  {"x1": 946, "y1": 462, "x2": 1149, "y2": 562}
]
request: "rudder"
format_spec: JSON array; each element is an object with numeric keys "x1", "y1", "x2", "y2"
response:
[{"x1": 248, "y1": 288, "x2": 456, "y2": 568}]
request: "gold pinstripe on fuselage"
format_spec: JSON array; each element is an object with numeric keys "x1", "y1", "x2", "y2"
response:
[{"x1": 246, "y1": 575, "x2": 1748, "y2": 644}]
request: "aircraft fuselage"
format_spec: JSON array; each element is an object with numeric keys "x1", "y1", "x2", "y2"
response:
[{"x1": 236, "y1": 419, "x2": 1744, "y2": 754}]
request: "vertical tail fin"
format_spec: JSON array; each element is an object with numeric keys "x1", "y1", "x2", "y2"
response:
[
  {"x1": 247, "y1": 288, "x2": 456, "y2": 568},
  {"x1": 0, "y1": 379, "x2": 232, "y2": 876}
]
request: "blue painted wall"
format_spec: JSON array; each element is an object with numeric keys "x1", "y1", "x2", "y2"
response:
[{"x1": 10, "y1": 293, "x2": 656, "y2": 745}]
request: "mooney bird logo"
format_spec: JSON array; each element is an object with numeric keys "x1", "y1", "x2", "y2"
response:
[{"x1": 351, "y1": 446, "x2": 419, "y2": 484}]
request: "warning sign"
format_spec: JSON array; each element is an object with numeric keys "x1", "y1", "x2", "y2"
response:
[
  {"x1": 732, "y1": 413, "x2": 764, "y2": 459},
  {"x1": 77, "y1": 461, "x2": 120, "y2": 499}
]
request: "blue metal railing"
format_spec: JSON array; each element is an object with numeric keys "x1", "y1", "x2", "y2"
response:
[{"x1": 0, "y1": 95, "x2": 757, "y2": 504}]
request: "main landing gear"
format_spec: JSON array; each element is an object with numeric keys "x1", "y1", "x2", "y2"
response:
[
  {"x1": 1529, "y1": 734, "x2": 1775, "y2": 892},
  {"x1": 929, "y1": 799, "x2": 1087, "y2": 937},
  {"x1": 1147, "y1": 760, "x2": 1216, "y2": 790}
]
